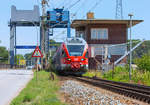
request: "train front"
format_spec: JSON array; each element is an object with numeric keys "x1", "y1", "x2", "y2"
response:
[{"x1": 62, "y1": 38, "x2": 88, "y2": 73}]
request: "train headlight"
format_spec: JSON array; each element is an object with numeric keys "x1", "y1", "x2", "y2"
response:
[
  {"x1": 67, "y1": 58, "x2": 71, "y2": 61},
  {"x1": 81, "y1": 58, "x2": 85, "y2": 61}
]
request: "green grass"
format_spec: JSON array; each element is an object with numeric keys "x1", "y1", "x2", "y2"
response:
[
  {"x1": 102, "y1": 66, "x2": 150, "y2": 86},
  {"x1": 11, "y1": 71, "x2": 66, "y2": 105},
  {"x1": 82, "y1": 70, "x2": 102, "y2": 77},
  {"x1": 83, "y1": 67, "x2": 150, "y2": 86}
]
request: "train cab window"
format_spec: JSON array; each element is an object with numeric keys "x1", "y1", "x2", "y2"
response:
[
  {"x1": 62, "y1": 50, "x2": 67, "y2": 57},
  {"x1": 67, "y1": 45, "x2": 84, "y2": 56},
  {"x1": 85, "y1": 51, "x2": 88, "y2": 58}
]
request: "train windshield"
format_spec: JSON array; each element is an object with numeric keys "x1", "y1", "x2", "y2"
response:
[{"x1": 67, "y1": 45, "x2": 84, "y2": 56}]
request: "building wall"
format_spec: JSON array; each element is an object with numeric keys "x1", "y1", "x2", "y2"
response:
[
  {"x1": 85, "y1": 24, "x2": 127, "y2": 44},
  {"x1": 88, "y1": 44, "x2": 127, "y2": 69},
  {"x1": 75, "y1": 23, "x2": 128, "y2": 70},
  {"x1": 88, "y1": 55, "x2": 127, "y2": 70},
  {"x1": 89, "y1": 44, "x2": 127, "y2": 57}
]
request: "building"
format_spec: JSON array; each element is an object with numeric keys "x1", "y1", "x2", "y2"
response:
[{"x1": 71, "y1": 13, "x2": 143, "y2": 70}]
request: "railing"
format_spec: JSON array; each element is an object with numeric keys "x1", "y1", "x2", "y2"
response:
[
  {"x1": 0, "y1": 64, "x2": 11, "y2": 69},
  {"x1": 0, "y1": 64, "x2": 25, "y2": 69}
]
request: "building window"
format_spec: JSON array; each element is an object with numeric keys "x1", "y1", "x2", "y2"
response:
[{"x1": 91, "y1": 28, "x2": 108, "y2": 40}]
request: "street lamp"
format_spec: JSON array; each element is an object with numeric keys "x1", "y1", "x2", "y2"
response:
[{"x1": 128, "y1": 13, "x2": 133, "y2": 80}]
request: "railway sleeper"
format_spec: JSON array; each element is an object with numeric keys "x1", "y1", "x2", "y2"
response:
[
  {"x1": 87, "y1": 77, "x2": 150, "y2": 96},
  {"x1": 75, "y1": 77, "x2": 150, "y2": 104},
  {"x1": 91, "y1": 77, "x2": 150, "y2": 91}
]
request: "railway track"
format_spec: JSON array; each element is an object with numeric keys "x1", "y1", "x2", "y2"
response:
[{"x1": 72, "y1": 76, "x2": 150, "y2": 104}]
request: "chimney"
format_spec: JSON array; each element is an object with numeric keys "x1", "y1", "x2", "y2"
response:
[{"x1": 87, "y1": 12, "x2": 94, "y2": 19}]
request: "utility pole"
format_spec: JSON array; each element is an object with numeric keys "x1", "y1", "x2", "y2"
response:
[
  {"x1": 128, "y1": 13, "x2": 133, "y2": 80},
  {"x1": 41, "y1": 0, "x2": 49, "y2": 69}
]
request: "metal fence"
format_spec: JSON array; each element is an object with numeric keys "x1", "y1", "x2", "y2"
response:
[{"x1": 0, "y1": 64, "x2": 25, "y2": 69}]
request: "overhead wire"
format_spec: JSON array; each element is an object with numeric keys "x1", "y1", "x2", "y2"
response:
[
  {"x1": 40, "y1": 0, "x2": 66, "y2": 45},
  {"x1": 57, "y1": 0, "x2": 67, "y2": 8},
  {"x1": 70, "y1": 0, "x2": 87, "y2": 20},
  {"x1": 46, "y1": 0, "x2": 103, "y2": 42},
  {"x1": 53, "y1": 0, "x2": 63, "y2": 8},
  {"x1": 66, "y1": 0, "x2": 81, "y2": 10},
  {"x1": 46, "y1": 0, "x2": 60, "y2": 9},
  {"x1": 48, "y1": 0, "x2": 103, "y2": 40},
  {"x1": 89, "y1": 0, "x2": 103, "y2": 12},
  {"x1": 69, "y1": 0, "x2": 98, "y2": 19},
  {"x1": 48, "y1": 0, "x2": 81, "y2": 38},
  {"x1": 81, "y1": 0, "x2": 103, "y2": 19},
  {"x1": 46, "y1": 0, "x2": 71, "y2": 41},
  {"x1": 62, "y1": 0, "x2": 72, "y2": 9},
  {"x1": 54, "y1": 0, "x2": 73, "y2": 9},
  {"x1": 48, "y1": 0, "x2": 55, "y2": 9},
  {"x1": 78, "y1": 0, "x2": 95, "y2": 19},
  {"x1": 51, "y1": 30, "x2": 67, "y2": 42}
]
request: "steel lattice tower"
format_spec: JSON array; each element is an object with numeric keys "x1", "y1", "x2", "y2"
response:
[{"x1": 116, "y1": 0, "x2": 123, "y2": 19}]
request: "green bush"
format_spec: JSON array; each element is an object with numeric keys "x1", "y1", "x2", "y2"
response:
[
  {"x1": 83, "y1": 71, "x2": 102, "y2": 77},
  {"x1": 132, "y1": 70, "x2": 150, "y2": 85},
  {"x1": 102, "y1": 66, "x2": 150, "y2": 86},
  {"x1": 134, "y1": 54, "x2": 150, "y2": 71},
  {"x1": 84, "y1": 66, "x2": 150, "y2": 86},
  {"x1": 103, "y1": 66, "x2": 129, "y2": 82}
]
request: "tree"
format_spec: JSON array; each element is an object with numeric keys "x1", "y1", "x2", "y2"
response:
[
  {"x1": 14, "y1": 54, "x2": 25, "y2": 65},
  {"x1": 0, "y1": 46, "x2": 8, "y2": 64},
  {"x1": 24, "y1": 52, "x2": 33, "y2": 60},
  {"x1": 134, "y1": 54, "x2": 150, "y2": 71},
  {"x1": 49, "y1": 39, "x2": 61, "y2": 48},
  {"x1": 24, "y1": 52, "x2": 36, "y2": 66},
  {"x1": 132, "y1": 40, "x2": 150, "y2": 59}
]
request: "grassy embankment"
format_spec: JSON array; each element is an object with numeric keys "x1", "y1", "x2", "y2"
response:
[
  {"x1": 83, "y1": 66, "x2": 150, "y2": 86},
  {"x1": 11, "y1": 71, "x2": 66, "y2": 105}
]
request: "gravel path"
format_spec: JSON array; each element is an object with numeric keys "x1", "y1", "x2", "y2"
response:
[{"x1": 60, "y1": 80, "x2": 141, "y2": 105}]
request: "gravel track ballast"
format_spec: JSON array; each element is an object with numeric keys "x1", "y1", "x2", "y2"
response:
[{"x1": 61, "y1": 80, "x2": 139, "y2": 105}]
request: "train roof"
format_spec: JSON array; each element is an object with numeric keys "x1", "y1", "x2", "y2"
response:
[{"x1": 64, "y1": 37, "x2": 87, "y2": 45}]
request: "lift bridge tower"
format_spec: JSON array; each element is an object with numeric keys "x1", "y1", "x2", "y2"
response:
[
  {"x1": 9, "y1": 5, "x2": 71, "y2": 68},
  {"x1": 116, "y1": 0, "x2": 123, "y2": 19}
]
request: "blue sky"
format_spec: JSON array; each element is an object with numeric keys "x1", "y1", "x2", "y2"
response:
[{"x1": 0, "y1": 0, "x2": 149, "y2": 54}]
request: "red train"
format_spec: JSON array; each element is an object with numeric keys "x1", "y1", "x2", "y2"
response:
[{"x1": 52, "y1": 38, "x2": 88, "y2": 74}]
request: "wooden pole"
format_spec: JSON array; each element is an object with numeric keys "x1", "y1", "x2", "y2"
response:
[
  {"x1": 36, "y1": 58, "x2": 38, "y2": 82},
  {"x1": 112, "y1": 62, "x2": 115, "y2": 79}
]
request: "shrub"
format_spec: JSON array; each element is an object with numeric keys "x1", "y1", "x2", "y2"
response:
[
  {"x1": 134, "y1": 54, "x2": 150, "y2": 71},
  {"x1": 103, "y1": 66, "x2": 129, "y2": 81}
]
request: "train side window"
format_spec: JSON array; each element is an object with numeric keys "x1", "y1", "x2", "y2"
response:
[
  {"x1": 85, "y1": 51, "x2": 88, "y2": 58},
  {"x1": 62, "y1": 50, "x2": 67, "y2": 57},
  {"x1": 62, "y1": 50, "x2": 64, "y2": 55}
]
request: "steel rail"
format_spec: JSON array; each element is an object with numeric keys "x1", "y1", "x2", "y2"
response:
[{"x1": 73, "y1": 76, "x2": 150, "y2": 104}]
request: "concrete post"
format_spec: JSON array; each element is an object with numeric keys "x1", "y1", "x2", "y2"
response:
[
  {"x1": 14, "y1": 25, "x2": 17, "y2": 66},
  {"x1": 10, "y1": 25, "x2": 15, "y2": 68},
  {"x1": 128, "y1": 13, "x2": 133, "y2": 80}
]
